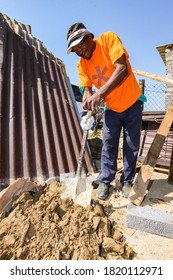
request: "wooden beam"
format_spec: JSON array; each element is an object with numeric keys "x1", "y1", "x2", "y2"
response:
[
  {"x1": 129, "y1": 100, "x2": 173, "y2": 206},
  {"x1": 133, "y1": 69, "x2": 173, "y2": 86}
]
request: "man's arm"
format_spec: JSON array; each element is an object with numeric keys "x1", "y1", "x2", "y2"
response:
[{"x1": 83, "y1": 54, "x2": 128, "y2": 113}]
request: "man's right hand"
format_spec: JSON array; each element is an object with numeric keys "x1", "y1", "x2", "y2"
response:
[{"x1": 83, "y1": 92, "x2": 101, "y2": 114}]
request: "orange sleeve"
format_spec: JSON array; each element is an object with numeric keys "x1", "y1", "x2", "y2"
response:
[
  {"x1": 77, "y1": 60, "x2": 92, "y2": 88},
  {"x1": 101, "y1": 31, "x2": 129, "y2": 64}
]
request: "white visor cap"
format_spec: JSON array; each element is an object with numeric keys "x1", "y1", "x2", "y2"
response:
[{"x1": 67, "y1": 28, "x2": 93, "y2": 54}]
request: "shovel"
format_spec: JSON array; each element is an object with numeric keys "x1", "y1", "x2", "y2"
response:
[{"x1": 60, "y1": 111, "x2": 93, "y2": 207}]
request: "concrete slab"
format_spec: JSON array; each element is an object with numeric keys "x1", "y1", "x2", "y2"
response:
[{"x1": 126, "y1": 204, "x2": 173, "y2": 239}]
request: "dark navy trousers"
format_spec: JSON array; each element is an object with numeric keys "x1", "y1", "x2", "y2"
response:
[{"x1": 99, "y1": 100, "x2": 143, "y2": 185}]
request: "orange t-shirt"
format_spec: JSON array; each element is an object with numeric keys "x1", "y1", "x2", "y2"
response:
[{"x1": 77, "y1": 31, "x2": 141, "y2": 112}]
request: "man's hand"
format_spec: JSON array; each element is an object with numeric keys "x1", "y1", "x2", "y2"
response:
[{"x1": 83, "y1": 92, "x2": 101, "y2": 114}]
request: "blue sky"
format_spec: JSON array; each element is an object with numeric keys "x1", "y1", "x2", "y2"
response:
[{"x1": 0, "y1": 0, "x2": 173, "y2": 86}]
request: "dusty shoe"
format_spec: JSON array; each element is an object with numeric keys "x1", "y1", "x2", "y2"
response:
[
  {"x1": 96, "y1": 183, "x2": 109, "y2": 200},
  {"x1": 122, "y1": 182, "x2": 132, "y2": 198}
]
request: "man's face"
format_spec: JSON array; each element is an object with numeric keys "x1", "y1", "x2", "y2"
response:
[{"x1": 72, "y1": 34, "x2": 95, "y2": 60}]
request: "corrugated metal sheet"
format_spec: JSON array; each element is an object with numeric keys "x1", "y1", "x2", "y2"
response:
[
  {"x1": 0, "y1": 14, "x2": 94, "y2": 189},
  {"x1": 138, "y1": 112, "x2": 173, "y2": 167},
  {"x1": 156, "y1": 43, "x2": 173, "y2": 65}
]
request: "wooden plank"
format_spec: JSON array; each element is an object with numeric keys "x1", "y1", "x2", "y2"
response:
[
  {"x1": 129, "y1": 100, "x2": 173, "y2": 205},
  {"x1": 132, "y1": 69, "x2": 173, "y2": 86},
  {"x1": 0, "y1": 178, "x2": 38, "y2": 215}
]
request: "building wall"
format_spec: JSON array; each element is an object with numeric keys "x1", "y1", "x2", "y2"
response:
[{"x1": 165, "y1": 45, "x2": 173, "y2": 109}]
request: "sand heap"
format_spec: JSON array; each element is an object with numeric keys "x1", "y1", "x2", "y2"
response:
[{"x1": 0, "y1": 181, "x2": 134, "y2": 260}]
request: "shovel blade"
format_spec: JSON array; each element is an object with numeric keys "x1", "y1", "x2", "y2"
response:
[{"x1": 60, "y1": 177, "x2": 93, "y2": 207}]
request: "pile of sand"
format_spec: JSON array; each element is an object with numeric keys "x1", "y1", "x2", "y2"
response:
[{"x1": 0, "y1": 181, "x2": 134, "y2": 260}]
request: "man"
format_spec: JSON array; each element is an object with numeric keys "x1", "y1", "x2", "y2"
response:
[{"x1": 66, "y1": 22, "x2": 146, "y2": 200}]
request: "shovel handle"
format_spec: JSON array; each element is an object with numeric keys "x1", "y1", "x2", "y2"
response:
[
  {"x1": 85, "y1": 110, "x2": 93, "y2": 120},
  {"x1": 76, "y1": 111, "x2": 92, "y2": 177}
]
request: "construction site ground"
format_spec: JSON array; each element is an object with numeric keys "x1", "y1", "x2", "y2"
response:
[
  {"x1": 104, "y1": 169, "x2": 173, "y2": 260},
  {"x1": 0, "y1": 123, "x2": 173, "y2": 260},
  {"x1": 89, "y1": 129, "x2": 173, "y2": 259},
  {"x1": 0, "y1": 165, "x2": 173, "y2": 260}
]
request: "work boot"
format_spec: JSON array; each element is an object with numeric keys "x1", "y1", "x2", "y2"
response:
[
  {"x1": 96, "y1": 183, "x2": 109, "y2": 200},
  {"x1": 122, "y1": 182, "x2": 132, "y2": 198}
]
